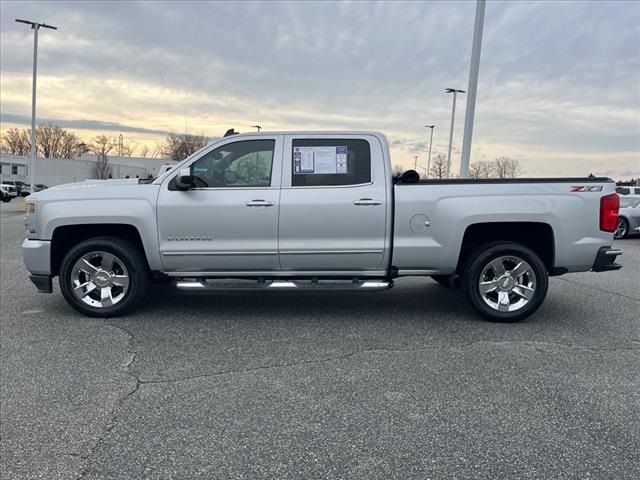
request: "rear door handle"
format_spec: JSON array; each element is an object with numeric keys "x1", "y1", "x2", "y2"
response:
[
  {"x1": 245, "y1": 200, "x2": 275, "y2": 207},
  {"x1": 353, "y1": 198, "x2": 382, "y2": 206}
]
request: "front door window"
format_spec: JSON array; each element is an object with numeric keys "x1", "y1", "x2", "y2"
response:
[{"x1": 190, "y1": 140, "x2": 275, "y2": 188}]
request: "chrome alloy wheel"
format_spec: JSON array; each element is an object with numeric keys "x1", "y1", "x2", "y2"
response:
[
  {"x1": 71, "y1": 251, "x2": 130, "y2": 308},
  {"x1": 478, "y1": 255, "x2": 536, "y2": 312}
]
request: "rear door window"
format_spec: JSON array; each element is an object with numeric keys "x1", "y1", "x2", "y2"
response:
[{"x1": 291, "y1": 139, "x2": 371, "y2": 187}]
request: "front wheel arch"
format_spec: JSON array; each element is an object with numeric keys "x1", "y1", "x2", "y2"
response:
[{"x1": 51, "y1": 223, "x2": 149, "y2": 277}]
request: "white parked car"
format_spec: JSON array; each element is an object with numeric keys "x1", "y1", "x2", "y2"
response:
[
  {"x1": 20, "y1": 184, "x2": 49, "y2": 196},
  {"x1": 1, "y1": 186, "x2": 15, "y2": 202},
  {"x1": 0, "y1": 181, "x2": 18, "y2": 200}
]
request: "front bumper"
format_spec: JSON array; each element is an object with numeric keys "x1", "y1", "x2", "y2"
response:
[
  {"x1": 22, "y1": 239, "x2": 53, "y2": 293},
  {"x1": 592, "y1": 246, "x2": 623, "y2": 272},
  {"x1": 29, "y1": 274, "x2": 52, "y2": 293}
]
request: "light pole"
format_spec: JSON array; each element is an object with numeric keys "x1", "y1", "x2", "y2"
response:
[
  {"x1": 424, "y1": 125, "x2": 435, "y2": 178},
  {"x1": 15, "y1": 19, "x2": 57, "y2": 190},
  {"x1": 445, "y1": 88, "x2": 465, "y2": 178},
  {"x1": 460, "y1": 0, "x2": 486, "y2": 178},
  {"x1": 414, "y1": 155, "x2": 419, "y2": 171},
  {"x1": 252, "y1": 125, "x2": 262, "y2": 132}
]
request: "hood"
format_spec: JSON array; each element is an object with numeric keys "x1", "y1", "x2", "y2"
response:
[
  {"x1": 53, "y1": 178, "x2": 141, "y2": 188},
  {"x1": 28, "y1": 178, "x2": 157, "y2": 202}
]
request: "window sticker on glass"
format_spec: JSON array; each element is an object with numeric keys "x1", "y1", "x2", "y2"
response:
[
  {"x1": 336, "y1": 146, "x2": 347, "y2": 173},
  {"x1": 293, "y1": 146, "x2": 348, "y2": 175}
]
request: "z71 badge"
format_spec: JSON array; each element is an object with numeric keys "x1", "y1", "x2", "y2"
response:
[{"x1": 570, "y1": 186, "x2": 603, "y2": 192}]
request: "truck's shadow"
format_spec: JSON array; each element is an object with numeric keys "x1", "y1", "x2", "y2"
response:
[
  {"x1": 122, "y1": 278, "x2": 601, "y2": 338},
  {"x1": 134, "y1": 279, "x2": 515, "y2": 329},
  {"x1": 143, "y1": 280, "x2": 458, "y2": 315}
]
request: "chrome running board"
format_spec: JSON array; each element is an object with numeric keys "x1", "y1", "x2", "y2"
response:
[{"x1": 175, "y1": 278, "x2": 392, "y2": 292}]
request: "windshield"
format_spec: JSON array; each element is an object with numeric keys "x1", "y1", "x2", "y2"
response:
[{"x1": 620, "y1": 196, "x2": 640, "y2": 208}]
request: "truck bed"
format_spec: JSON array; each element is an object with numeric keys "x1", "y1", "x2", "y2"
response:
[{"x1": 392, "y1": 177, "x2": 616, "y2": 276}]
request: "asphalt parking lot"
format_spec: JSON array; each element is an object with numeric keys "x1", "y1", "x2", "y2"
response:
[{"x1": 1, "y1": 199, "x2": 639, "y2": 480}]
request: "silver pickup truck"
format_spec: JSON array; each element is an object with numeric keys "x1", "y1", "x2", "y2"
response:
[{"x1": 22, "y1": 131, "x2": 622, "y2": 322}]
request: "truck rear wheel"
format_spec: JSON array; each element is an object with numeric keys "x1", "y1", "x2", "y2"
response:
[
  {"x1": 59, "y1": 237, "x2": 149, "y2": 317},
  {"x1": 462, "y1": 242, "x2": 548, "y2": 322}
]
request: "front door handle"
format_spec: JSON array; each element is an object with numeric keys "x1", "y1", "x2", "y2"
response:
[
  {"x1": 353, "y1": 198, "x2": 382, "y2": 206},
  {"x1": 245, "y1": 200, "x2": 275, "y2": 207}
]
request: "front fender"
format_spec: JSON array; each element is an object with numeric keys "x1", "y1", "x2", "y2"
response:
[{"x1": 38, "y1": 198, "x2": 162, "y2": 271}]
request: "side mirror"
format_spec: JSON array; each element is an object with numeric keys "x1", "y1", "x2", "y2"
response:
[{"x1": 175, "y1": 167, "x2": 194, "y2": 190}]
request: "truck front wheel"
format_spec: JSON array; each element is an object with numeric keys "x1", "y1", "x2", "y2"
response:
[
  {"x1": 59, "y1": 237, "x2": 149, "y2": 317},
  {"x1": 462, "y1": 242, "x2": 548, "y2": 322}
]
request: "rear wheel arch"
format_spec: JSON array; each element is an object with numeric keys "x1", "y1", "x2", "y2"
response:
[{"x1": 456, "y1": 222, "x2": 555, "y2": 274}]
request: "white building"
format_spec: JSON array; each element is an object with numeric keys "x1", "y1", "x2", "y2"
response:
[{"x1": 0, "y1": 153, "x2": 177, "y2": 187}]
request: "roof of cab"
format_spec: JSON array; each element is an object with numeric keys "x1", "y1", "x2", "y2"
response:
[{"x1": 228, "y1": 130, "x2": 386, "y2": 137}]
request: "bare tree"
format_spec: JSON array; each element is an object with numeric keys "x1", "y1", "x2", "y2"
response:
[
  {"x1": 120, "y1": 140, "x2": 137, "y2": 157},
  {"x1": 162, "y1": 132, "x2": 208, "y2": 161},
  {"x1": 429, "y1": 154, "x2": 448, "y2": 179},
  {"x1": 2, "y1": 125, "x2": 86, "y2": 158},
  {"x1": 59, "y1": 132, "x2": 87, "y2": 159},
  {"x1": 140, "y1": 144, "x2": 163, "y2": 159},
  {"x1": 492, "y1": 156, "x2": 522, "y2": 179},
  {"x1": 150, "y1": 144, "x2": 163, "y2": 159},
  {"x1": 468, "y1": 161, "x2": 493, "y2": 179},
  {"x1": 1, "y1": 128, "x2": 31, "y2": 155},
  {"x1": 90, "y1": 135, "x2": 115, "y2": 179},
  {"x1": 139, "y1": 145, "x2": 150, "y2": 158},
  {"x1": 35, "y1": 125, "x2": 60, "y2": 158},
  {"x1": 33, "y1": 124, "x2": 85, "y2": 159},
  {"x1": 392, "y1": 165, "x2": 404, "y2": 177}
]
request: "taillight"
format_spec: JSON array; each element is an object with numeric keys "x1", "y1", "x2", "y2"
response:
[{"x1": 600, "y1": 193, "x2": 619, "y2": 233}]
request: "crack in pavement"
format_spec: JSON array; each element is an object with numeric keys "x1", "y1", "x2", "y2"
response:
[
  {"x1": 137, "y1": 339, "x2": 639, "y2": 386},
  {"x1": 74, "y1": 322, "x2": 141, "y2": 480},
  {"x1": 70, "y1": 323, "x2": 639, "y2": 479}
]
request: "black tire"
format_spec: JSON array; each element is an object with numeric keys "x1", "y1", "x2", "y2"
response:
[
  {"x1": 59, "y1": 237, "x2": 149, "y2": 317},
  {"x1": 614, "y1": 217, "x2": 629, "y2": 239},
  {"x1": 430, "y1": 274, "x2": 459, "y2": 288},
  {"x1": 1, "y1": 196, "x2": 10, "y2": 203},
  {"x1": 462, "y1": 241, "x2": 548, "y2": 323}
]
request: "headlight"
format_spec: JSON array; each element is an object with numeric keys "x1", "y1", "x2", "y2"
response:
[{"x1": 25, "y1": 202, "x2": 36, "y2": 215}]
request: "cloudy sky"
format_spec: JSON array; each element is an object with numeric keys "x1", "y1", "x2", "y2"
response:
[{"x1": 1, "y1": 0, "x2": 639, "y2": 178}]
